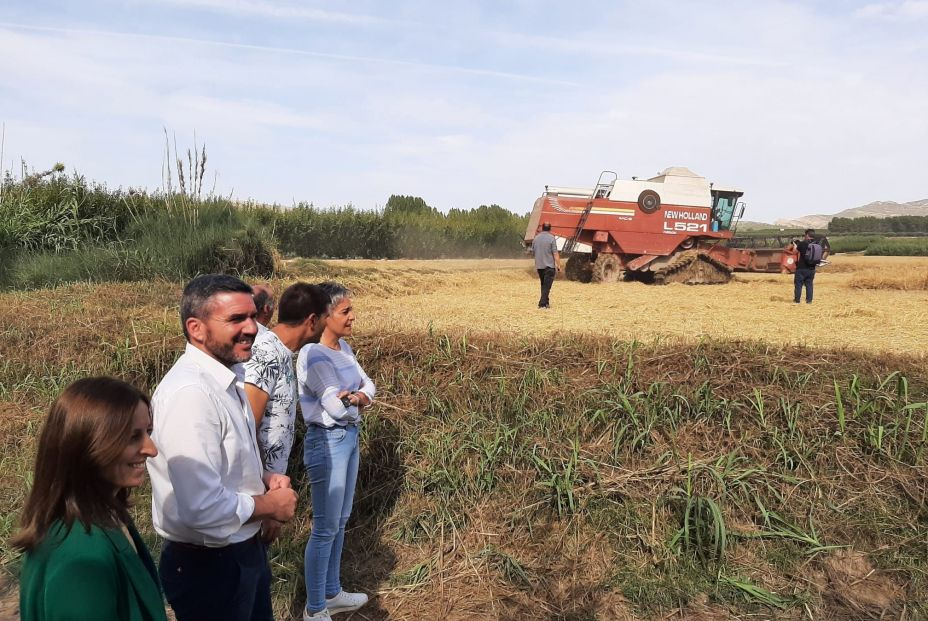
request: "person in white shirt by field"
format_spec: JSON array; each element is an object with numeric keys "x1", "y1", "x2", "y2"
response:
[
  {"x1": 243, "y1": 282, "x2": 330, "y2": 542},
  {"x1": 297, "y1": 282, "x2": 375, "y2": 620},
  {"x1": 148, "y1": 274, "x2": 298, "y2": 621}
]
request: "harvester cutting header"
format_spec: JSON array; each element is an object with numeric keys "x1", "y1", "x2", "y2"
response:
[{"x1": 524, "y1": 167, "x2": 794, "y2": 284}]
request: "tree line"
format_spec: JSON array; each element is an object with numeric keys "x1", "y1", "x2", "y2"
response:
[
  {"x1": 829, "y1": 214, "x2": 928, "y2": 233},
  {"x1": 276, "y1": 195, "x2": 527, "y2": 260},
  {"x1": 0, "y1": 171, "x2": 528, "y2": 289}
]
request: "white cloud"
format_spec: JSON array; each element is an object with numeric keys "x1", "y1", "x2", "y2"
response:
[
  {"x1": 145, "y1": 0, "x2": 397, "y2": 26},
  {"x1": 855, "y1": 1, "x2": 928, "y2": 20},
  {"x1": 0, "y1": 21, "x2": 575, "y2": 87},
  {"x1": 167, "y1": 95, "x2": 336, "y2": 131},
  {"x1": 492, "y1": 31, "x2": 786, "y2": 69}
]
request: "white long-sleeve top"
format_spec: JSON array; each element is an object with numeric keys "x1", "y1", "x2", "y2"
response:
[
  {"x1": 297, "y1": 339, "x2": 376, "y2": 428},
  {"x1": 148, "y1": 343, "x2": 264, "y2": 546}
]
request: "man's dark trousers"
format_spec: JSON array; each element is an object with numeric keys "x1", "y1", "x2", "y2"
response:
[
  {"x1": 794, "y1": 267, "x2": 815, "y2": 303},
  {"x1": 160, "y1": 536, "x2": 274, "y2": 621},
  {"x1": 537, "y1": 267, "x2": 555, "y2": 307}
]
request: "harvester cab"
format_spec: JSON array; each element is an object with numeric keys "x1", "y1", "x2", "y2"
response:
[{"x1": 710, "y1": 188, "x2": 746, "y2": 232}]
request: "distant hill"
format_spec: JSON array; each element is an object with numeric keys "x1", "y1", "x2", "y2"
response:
[
  {"x1": 774, "y1": 199, "x2": 928, "y2": 229},
  {"x1": 736, "y1": 220, "x2": 777, "y2": 230}
]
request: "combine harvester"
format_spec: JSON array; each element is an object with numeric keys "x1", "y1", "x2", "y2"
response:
[{"x1": 524, "y1": 167, "x2": 796, "y2": 284}]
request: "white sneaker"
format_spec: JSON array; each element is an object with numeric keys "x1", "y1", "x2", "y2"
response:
[
  {"x1": 325, "y1": 590, "x2": 369, "y2": 614},
  {"x1": 303, "y1": 608, "x2": 332, "y2": 620}
]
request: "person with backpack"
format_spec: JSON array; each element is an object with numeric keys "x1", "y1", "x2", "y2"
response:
[{"x1": 790, "y1": 228, "x2": 828, "y2": 304}]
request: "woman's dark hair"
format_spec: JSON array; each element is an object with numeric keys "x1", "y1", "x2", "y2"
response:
[{"x1": 12, "y1": 377, "x2": 150, "y2": 552}]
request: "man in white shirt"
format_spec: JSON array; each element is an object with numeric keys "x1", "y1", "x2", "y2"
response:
[{"x1": 149, "y1": 274, "x2": 298, "y2": 621}]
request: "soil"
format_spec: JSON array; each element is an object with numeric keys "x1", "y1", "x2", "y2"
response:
[
  {"x1": 0, "y1": 574, "x2": 17, "y2": 621},
  {"x1": 809, "y1": 549, "x2": 906, "y2": 620}
]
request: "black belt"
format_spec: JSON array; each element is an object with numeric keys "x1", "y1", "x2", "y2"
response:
[
  {"x1": 308, "y1": 422, "x2": 358, "y2": 430},
  {"x1": 167, "y1": 534, "x2": 259, "y2": 552}
]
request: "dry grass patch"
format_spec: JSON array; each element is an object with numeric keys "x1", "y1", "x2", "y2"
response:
[
  {"x1": 811, "y1": 550, "x2": 907, "y2": 619},
  {"x1": 3, "y1": 261, "x2": 928, "y2": 619},
  {"x1": 849, "y1": 269, "x2": 928, "y2": 291},
  {"x1": 2, "y1": 326, "x2": 927, "y2": 618}
]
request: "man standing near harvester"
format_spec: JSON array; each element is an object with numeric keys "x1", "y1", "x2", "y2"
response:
[
  {"x1": 790, "y1": 228, "x2": 829, "y2": 304},
  {"x1": 531, "y1": 222, "x2": 561, "y2": 309}
]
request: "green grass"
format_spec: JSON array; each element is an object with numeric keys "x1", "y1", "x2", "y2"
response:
[
  {"x1": 0, "y1": 171, "x2": 529, "y2": 291},
  {"x1": 865, "y1": 237, "x2": 928, "y2": 256},
  {"x1": 826, "y1": 235, "x2": 885, "y2": 253},
  {"x1": 820, "y1": 234, "x2": 928, "y2": 255},
  {"x1": 0, "y1": 173, "x2": 279, "y2": 288}
]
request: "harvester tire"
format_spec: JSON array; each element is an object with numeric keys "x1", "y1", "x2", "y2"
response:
[
  {"x1": 592, "y1": 254, "x2": 622, "y2": 283},
  {"x1": 565, "y1": 254, "x2": 593, "y2": 283}
]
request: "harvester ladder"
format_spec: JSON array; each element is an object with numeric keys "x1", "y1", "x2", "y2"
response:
[
  {"x1": 562, "y1": 170, "x2": 617, "y2": 256},
  {"x1": 730, "y1": 201, "x2": 746, "y2": 233}
]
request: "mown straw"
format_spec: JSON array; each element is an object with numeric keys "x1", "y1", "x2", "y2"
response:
[
  {"x1": 848, "y1": 267, "x2": 928, "y2": 291},
  {"x1": 343, "y1": 255, "x2": 928, "y2": 358}
]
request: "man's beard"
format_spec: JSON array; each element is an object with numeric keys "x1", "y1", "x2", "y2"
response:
[{"x1": 205, "y1": 334, "x2": 253, "y2": 366}]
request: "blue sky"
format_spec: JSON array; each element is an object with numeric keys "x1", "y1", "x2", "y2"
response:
[{"x1": 1, "y1": 0, "x2": 926, "y2": 222}]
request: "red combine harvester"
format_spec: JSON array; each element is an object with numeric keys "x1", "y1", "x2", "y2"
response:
[{"x1": 524, "y1": 167, "x2": 796, "y2": 284}]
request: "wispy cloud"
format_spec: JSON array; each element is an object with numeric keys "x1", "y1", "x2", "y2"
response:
[
  {"x1": 855, "y1": 1, "x2": 928, "y2": 20},
  {"x1": 491, "y1": 31, "x2": 787, "y2": 69},
  {"x1": 0, "y1": 21, "x2": 578, "y2": 87},
  {"x1": 168, "y1": 95, "x2": 336, "y2": 131},
  {"x1": 148, "y1": 0, "x2": 401, "y2": 26}
]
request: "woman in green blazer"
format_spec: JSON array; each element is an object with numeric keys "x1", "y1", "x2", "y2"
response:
[{"x1": 13, "y1": 377, "x2": 167, "y2": 621}]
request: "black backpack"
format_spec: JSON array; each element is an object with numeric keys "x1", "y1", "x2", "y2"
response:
[{"x1": 804, "y1": 242, "x2": 824, "y2": 266}]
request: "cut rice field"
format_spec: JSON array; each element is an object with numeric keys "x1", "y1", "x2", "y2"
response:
[
  {"x1": 1, "y1": 255, "x2": 928, "y2": 620},
  {"x1": 311, "y1": 255, "x2": 928, "y2": 357}
]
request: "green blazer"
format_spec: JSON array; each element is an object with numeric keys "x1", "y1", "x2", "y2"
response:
[{"x1": 19, "y1": 519, "x2": 167, "y2": 621}]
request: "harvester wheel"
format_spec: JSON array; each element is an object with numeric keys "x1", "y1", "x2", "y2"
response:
[
  {"x1": 592, "y1": 254, "x2": 622, "y2": 283},
  {"x1": 565, "y1": 254, "x2": 593, "y2": 282}
]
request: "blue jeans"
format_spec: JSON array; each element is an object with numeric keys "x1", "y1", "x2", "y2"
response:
[
  {"x1": 303, "y1": 424, "x2": 360, "y2": 613},
  {"x1": 794, "y1": 267, "x2": 815, "y2": 303}
]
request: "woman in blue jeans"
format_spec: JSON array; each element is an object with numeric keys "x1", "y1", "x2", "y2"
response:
[{"x1": 297, "y1": 282, "x2": 376, "y2": 620}]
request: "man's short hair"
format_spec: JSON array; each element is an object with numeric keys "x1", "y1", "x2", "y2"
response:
[
  {"x1": 805, "y1": 228, "x2": 815, "y2": 237},
  {"x1": 542, "y1": 222, "x2": 552, "y2": 231},
  {"x1": 253, "y1": 287, "x2": 273, "y2": 312},
  {"x1": 181, "y1": 274, "x2": 253, "y2": 340},
  {"x1": 277, "y1": 283, "x2": 330, "y2": 325}
]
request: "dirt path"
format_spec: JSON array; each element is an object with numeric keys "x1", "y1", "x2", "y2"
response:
[{"x1": 0, "y1": 574, "x2": 17, "y2": 621}]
